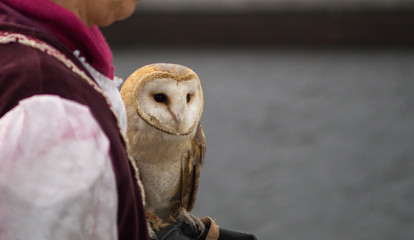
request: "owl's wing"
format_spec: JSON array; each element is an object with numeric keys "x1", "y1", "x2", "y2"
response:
[{"x1": 180, "y1": 123, "x2": 206, "y2": 212}]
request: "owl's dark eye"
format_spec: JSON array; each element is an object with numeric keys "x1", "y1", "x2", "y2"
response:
[
  {"x1": 186, "y1": 93, "x2": 191, "y2": 103},
  {"x1": 154, "y1": 93, "x2": 167, "y2": 103}
]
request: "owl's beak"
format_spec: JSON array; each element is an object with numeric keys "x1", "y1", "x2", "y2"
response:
[
  {"x1": 168, "y1": 107, "x2": 184, "y2": 127},
  {"x1": 172, "y1": 112, "x2": 182, "y2": 125}
]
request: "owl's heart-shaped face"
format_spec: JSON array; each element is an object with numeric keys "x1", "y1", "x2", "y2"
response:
[
  {"x1": 136, "y1": 77, "x2": 203, "y2": 135},
  {"x1": 121, "y1": 63, "x2": 204, "y2": 135}
]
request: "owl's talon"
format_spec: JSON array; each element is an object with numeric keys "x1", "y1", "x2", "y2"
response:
[
  {"x1": 148, "y1": 226, "x2": 157, "y2": 240},
  {"x1": 146, "y1": 212, "x2": 165, "y2": 233},
  {"x1": 176, "y1": 209, "x2": 205, "y2": 235}
]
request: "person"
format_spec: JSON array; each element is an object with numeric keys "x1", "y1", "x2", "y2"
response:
[
  {"x1": 0, "y1": 0, "x2": 257, "y2": 239},
  {"x1": 0, "y1": 0, "x2": 147, "y2": 239}
]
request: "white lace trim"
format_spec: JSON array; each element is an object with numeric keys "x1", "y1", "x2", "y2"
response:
[{"x1": 73, "y1": 50, "x2": 127, "y2": 135}]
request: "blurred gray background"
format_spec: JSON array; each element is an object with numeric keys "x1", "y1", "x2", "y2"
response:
[
  {"x1": 103, "y1": 1, "x2": 414, "y2": 239},
  {"x1": 135, "y1": 0, "x2": 414, "y2": 12}
]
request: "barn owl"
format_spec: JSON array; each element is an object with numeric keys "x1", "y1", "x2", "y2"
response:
[{"x1": 120, "y1": 63, "x2": 206, "y2": 237}]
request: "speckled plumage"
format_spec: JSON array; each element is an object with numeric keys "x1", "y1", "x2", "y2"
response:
[{"x1": 120, "y1": 63, "x2": 206, "y2": 236}]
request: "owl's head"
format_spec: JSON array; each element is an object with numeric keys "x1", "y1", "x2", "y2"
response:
[{"x1": 121, "y1": 63, "x2": 203, "y2": 136}]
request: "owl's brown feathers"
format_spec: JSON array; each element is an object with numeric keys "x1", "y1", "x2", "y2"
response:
[{"x1": 180, "y1": 123, "x2": 205, "y2": 212}]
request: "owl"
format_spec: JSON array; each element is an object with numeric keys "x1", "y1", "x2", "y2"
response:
[{"x1": 120, "y1": 63, "x2": 206, "y2": 237}]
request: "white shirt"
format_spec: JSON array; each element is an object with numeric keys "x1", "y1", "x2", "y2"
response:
[{"x1": 0, "y1": 94, "x2": 120, "y2": 239}]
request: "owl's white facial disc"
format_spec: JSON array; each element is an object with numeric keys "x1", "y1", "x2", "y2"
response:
[{"x1": 136, "y1": 77, "x2": 203, "y2": 135}]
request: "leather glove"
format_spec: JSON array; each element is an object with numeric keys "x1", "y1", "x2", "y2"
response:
[
  {"x1": 155, "y1": 218, "x2": 257, "y2": 240},
  {"x1": 215, "y1": 228, "x2": 257, "y2": 240},
  {"x1": 200, "y1": 217, "x2": 257, "y2": 240},
  {"x1": 155, "y1": 221, "x2": 201, "y2": 240}
]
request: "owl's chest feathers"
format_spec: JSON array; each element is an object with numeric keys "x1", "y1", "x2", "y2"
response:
[
  {"x1": 131, "y1": 128, "x2": 192, "y2": 165},
  {"x1": 128, "y1": 125, "x2": 194, "y2": 216},
  {"x1": 129, "y1": 117, "x2": 196, "y2": 163}
]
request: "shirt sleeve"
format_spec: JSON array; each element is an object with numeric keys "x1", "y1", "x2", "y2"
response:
[{"x1": 0, "y1": 95, "x2": 118, "y2": 240}]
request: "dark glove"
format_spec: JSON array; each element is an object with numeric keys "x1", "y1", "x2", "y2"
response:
[
  {"x1": 155, "y1": 220, "x2": 257, "y2": 240},
  {"x1": 216, "y1": 228, "x2": 257, "y2": 240},
  {"x1": 155, "y1": 221, "x2": 201, "y2": 240},
  {"x1": 200, "y1": 216, "x2": 257, "y2": 240}
]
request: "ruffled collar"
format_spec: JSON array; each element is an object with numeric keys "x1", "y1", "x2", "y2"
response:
[{"x1": 0, "y1": 0, "x2": 114, "y2": 79}]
